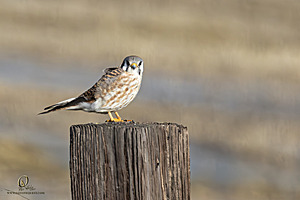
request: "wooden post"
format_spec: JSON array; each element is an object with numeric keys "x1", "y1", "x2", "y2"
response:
[{"x1": 69, "y1": 122, "x2": 190, "y2": 200}]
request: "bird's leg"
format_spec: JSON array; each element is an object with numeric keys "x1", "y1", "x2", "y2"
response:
[
  {"x1": 108, "y1": 111, "x2": 115, "y2": 121},
  {"x1": 106, "y1": 111, "x2": 124, "y2": 122},
  {"x1": 106, "y1": 111, "x2": 133, "y2": 123},
  {"x1": 115, "y1": 111, "x2": 133, "y2": 122},
  {"x1": 114, "y1": 112, "x2": 122, "y2": 121}
]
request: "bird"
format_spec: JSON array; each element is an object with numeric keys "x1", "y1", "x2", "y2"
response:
[{"x1": 39, "y1": 55, "x2": 144, "y2": 122}]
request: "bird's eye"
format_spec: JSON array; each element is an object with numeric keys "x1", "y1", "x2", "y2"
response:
[{"x1": 138, "y1": 61, "x2": 142, "y2": 66}]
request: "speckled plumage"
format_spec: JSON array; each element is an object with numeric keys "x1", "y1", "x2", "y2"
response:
[{"x1": 39, "y1": 56, "x2": 144, "y2": 121}]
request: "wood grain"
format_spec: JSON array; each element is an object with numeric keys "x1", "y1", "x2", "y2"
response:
[{"x1": 70, "y1": 122, "x2": 190, "y2": 200}]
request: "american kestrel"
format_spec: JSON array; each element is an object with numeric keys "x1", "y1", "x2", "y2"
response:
[{"x1": 39, "y1": 55, "x2": 144, "y2": 122}]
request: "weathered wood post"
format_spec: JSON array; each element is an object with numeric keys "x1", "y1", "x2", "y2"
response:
[{"x1": 69, "y1": 122, "x2": 190, "y2": 200}]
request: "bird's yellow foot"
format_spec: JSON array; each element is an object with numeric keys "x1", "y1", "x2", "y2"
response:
[
  {"x1": 106, "y1": 111, "x2": 134, "y2": 123},
  {"x1": 106, "y1": 111, "x2": 124, "y2": 122},
  {"x1": 124, "y1": 119, "x2": 134, "y2": 122},
  {"x1": 106, "y1": 118, "x2": 124, "y2": 122}
]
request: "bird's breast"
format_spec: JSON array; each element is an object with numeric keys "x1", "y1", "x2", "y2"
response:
[{"x1": 94, "y1": 73, "x2": 141, "y2": 112}]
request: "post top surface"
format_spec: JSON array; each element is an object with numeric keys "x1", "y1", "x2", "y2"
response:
[{"x1": 71, "y1": 122, "x2": 187, "y2": 130}]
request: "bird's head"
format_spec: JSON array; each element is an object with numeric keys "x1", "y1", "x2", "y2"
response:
[{"x1": 120, "y1": 55, "x2": 144, "y2": 76}]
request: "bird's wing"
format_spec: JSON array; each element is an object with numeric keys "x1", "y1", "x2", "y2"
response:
[
  {"x1": 79, "y1": 67, "x2": 125, "y2": 100},
  {"x1": 39, "y1": 68, "x2": 125, "y2": 115},
  {"x1": 104, "y1": 67, "x2": 118, "y2": 74}
]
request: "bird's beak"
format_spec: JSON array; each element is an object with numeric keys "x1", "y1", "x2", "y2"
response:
[{"x1": 130, "y1": 63, "x2": 137, "y2": 69}]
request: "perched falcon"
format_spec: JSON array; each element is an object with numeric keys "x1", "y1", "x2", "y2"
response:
[{"x1": 39, "y1": 55, "x2": 144, "y2": 122}]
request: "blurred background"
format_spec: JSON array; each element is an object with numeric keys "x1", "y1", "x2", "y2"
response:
[{"x1": 1, "y1": 0, "x2": 300, "y2": 199}]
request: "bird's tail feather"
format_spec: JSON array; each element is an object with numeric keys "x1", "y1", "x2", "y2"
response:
[{"x1": 38, "y1": 97, "x2": 86, "y2": 115}]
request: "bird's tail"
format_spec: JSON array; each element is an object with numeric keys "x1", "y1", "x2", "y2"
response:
[{"x1": 38, "y1": 97, "x2": 85, "y2": 115}]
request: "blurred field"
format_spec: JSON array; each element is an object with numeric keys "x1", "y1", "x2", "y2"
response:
[
  {"x1": 1, "y1": 0, "x2": 300, "y2": 81},
  {"x1": 1, "y1": 0, "x2": 300, "y2": 199}
]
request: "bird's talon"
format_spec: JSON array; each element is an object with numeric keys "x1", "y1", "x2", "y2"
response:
[
  {"x1": 105, "y1": 119, "x2": 135, "y2": 123},
  {"x1": 124, "y1": 119, "x2": 135, "y2": 123},
  {"x1": 105, "y1": 118, "x2": 124, "y2": 123}
]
